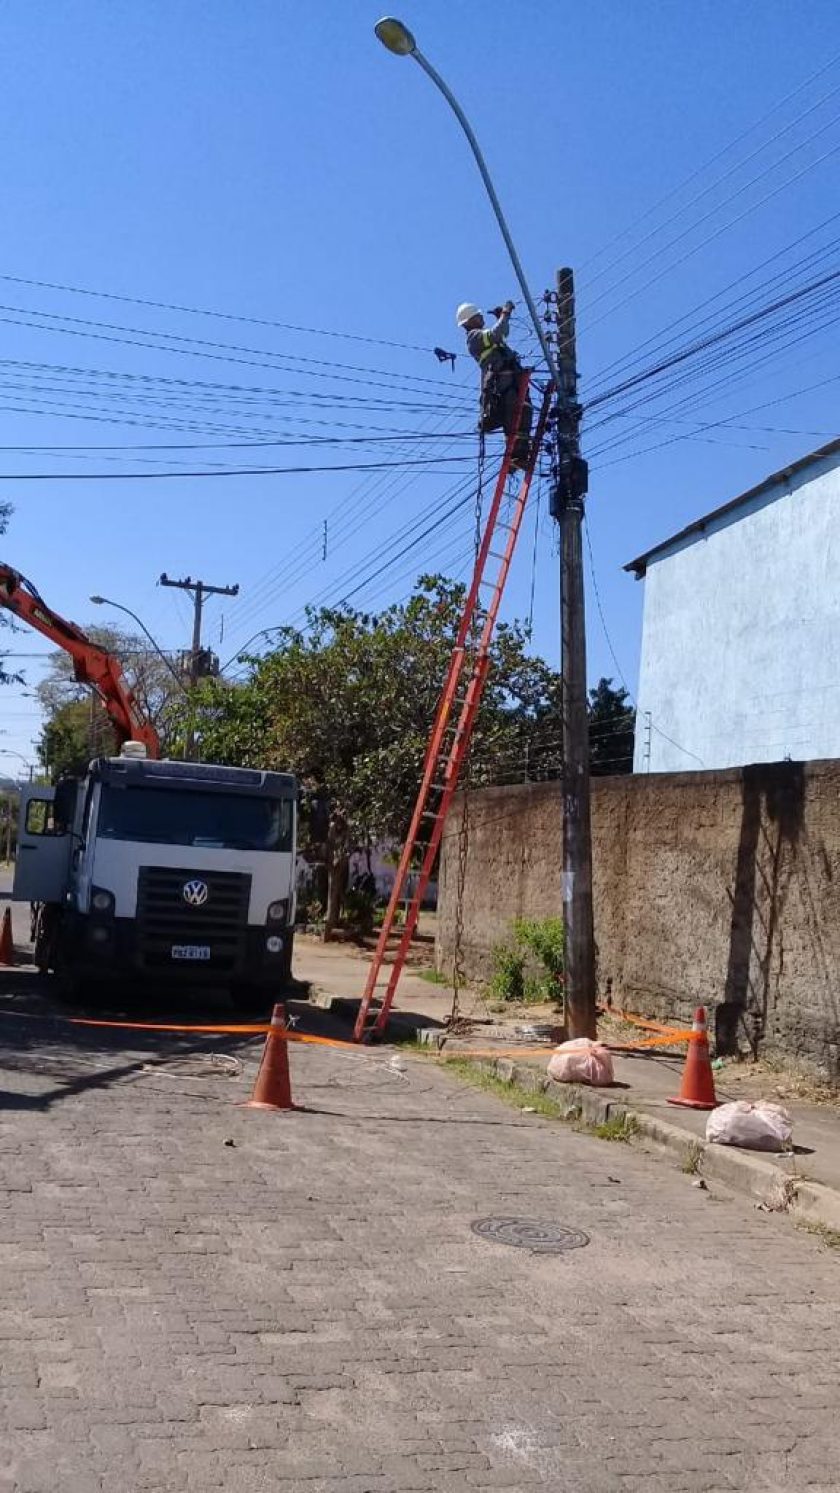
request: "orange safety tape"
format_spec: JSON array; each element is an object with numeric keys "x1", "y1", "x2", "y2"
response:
[
  {"x1": 0, "y1": 1008, "x2": 699, "y2": 1054},
  {"x1": 0, "y1": 1006, "x2": 264, "y2": 1033},
  {"x1": 600, "y1": 1006, "x2": 686, "y2": 1036},
  {"x1": 66, "y1": 1017, "x2": 271, "y2": 1034},
  {"x1": 0, "y1": 1007, "x2": 400, "y2": 1054},
  {"x1": 605, "y1": 1029, "x2": 697, "y2": 1050},
  {"x1": 66, "y1": 1018, "x2": 411, "y2": 1053},
  {"x1": 442, "y1": 1030, "x2": 697, "y2": 1061}
]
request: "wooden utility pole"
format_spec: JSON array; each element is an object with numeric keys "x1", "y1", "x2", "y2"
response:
[
  {"x1": 159, "y1": 574, "x2": 239, "y2": 684},
  {"x1": 160, "y1": 573, "x2": 239, "y2": 757},
  {"x1": 550, "y1": 267, "x2": 596, "y2": 1039}
]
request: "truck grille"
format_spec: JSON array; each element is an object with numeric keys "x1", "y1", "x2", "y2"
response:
[{"x1": 136, "y1": 866, "x2": 251, "y2": 972}]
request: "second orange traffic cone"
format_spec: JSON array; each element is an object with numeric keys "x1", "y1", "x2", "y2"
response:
[
  {"x1": 668, "y1": 1005, "x2": 717, "y2": 1110},
  {"x1": 0, "y1": 908, "x2": 13, "y2": 966},
  {"x1": 241, "y1": 1003, "x2": 296, "y2": 1112}
]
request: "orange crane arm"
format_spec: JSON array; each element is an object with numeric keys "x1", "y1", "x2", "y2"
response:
[{"x1": 0, "y1": 563, "x2": 161, "y2": 759}]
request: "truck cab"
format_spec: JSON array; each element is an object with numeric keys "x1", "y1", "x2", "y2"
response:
[{"x1": 14, "y1": 751, "x2": 298, "y2": 1008}]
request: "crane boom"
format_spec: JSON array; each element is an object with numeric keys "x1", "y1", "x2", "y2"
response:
[{"x1": 0, "y1": 562, "x2": 161, "y2": 758}]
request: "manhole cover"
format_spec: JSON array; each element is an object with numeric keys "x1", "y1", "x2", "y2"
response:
[{"x1": 471, "y1": 1216, "x2": 590, "y2": 1254}]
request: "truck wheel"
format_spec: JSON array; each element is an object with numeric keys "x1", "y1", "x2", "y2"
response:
[{"x1": 33, "y1": 905, "x2": 59, "y2": 974}]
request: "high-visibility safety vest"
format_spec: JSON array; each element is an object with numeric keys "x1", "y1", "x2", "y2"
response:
[{"x1": 479, "y1": 332, "x2": 521, "y2": 372}]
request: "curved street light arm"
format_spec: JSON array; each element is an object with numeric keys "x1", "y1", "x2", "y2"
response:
[
  {"x1": 90, "y1": 595, "x2": 189, "y2": 697},
  {"x1": 410, "y1": 47, "x2": 560, "y2": 388}
]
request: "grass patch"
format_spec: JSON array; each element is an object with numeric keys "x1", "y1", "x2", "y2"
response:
[
  {"x1": 681, "y1": 1140, "x2": 704, "y2": 1175},
  {"x1": 796, "y1": 1218, "x2": 840, "y2": 1251},
  {"x1": 416, "y1": 968, "x2": 449, "y2": 986},
  {"x1": 588, "y1": 1113, "x2": 640, "y2": 1143},
  {"x1": 439, "y1": 1057, "x2": 650, "y2": 1146},
  {"x1": 441, "y1": 1057, "x2": 569, "y2": 1119}
]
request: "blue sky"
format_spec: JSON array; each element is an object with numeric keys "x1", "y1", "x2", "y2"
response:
[{"x1": 1, "y1": 0, "x2": 839, "y2": 769}]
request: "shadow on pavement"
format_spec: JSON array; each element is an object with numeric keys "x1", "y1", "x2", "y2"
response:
[{"x1": 0, "y1": 965, "x2": 327, "y2": 1112}]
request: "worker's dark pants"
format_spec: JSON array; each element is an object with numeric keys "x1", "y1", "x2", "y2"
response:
[{"x1": 480, "y1": 372, "x2": 533, "y2": 462}]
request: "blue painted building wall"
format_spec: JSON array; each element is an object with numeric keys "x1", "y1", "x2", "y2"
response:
[{"x1": 633, "y1": 449, "x2": 840, "y2": 772}]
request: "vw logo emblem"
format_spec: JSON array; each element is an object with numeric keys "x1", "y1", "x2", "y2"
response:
[{"x1": 182, "y1": 879, "x2": 209, "y2": 908}]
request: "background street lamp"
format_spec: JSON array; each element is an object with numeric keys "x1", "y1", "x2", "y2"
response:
[
  {"x1": 0, "y1": 748, "x2": 34, "y2": 780},
  {"x1": 373, "y1": 17, "x2": 559, "y2": 386},
  {"x1": 89, "y1": 594, "x2": 188, "y2": 695}
]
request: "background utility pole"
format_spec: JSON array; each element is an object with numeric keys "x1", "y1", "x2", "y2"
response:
[
  {"x1": 160, "y1": 573, "x2": 239, "y2": 757},
  {"x1": 159, "y1": 573, "x2": 239, "y2": 684},
  {"x1": 549, "y1": 267, "x2": 597, "y2": 1040}
]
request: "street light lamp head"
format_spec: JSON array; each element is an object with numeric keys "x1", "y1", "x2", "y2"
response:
[
  {"x1": 89, "y1": 595, "x2": 105, "y2": 605},
  {"x1": 374, "y1": 17, "x2": 416, "y2": 55}
]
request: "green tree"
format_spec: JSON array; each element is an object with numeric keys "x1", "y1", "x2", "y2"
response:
[
  {"x1": 588, "y1": 677, "x2": 635, "y2": 776},
  {"x1": 194, "y1": 575, "x2": 563, "y2": 931},
  {"x1": 39, "y1": 698, "x2": 119, "y2": 780}
]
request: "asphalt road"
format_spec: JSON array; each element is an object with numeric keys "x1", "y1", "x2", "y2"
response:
[{"x1": 0, "y1": 899, "x2": 839, "y2": 1490}]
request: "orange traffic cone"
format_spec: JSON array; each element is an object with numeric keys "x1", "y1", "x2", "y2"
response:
[
  {"x1": 240, "y1": 1004, "x2": 296, "y2": 1112},
  {"x1": 668, "y1": 1005, "x2": 717, "y2": 1110},
  {"x1": 0, "y1": 908, "x2": 13, "y2": 967}
]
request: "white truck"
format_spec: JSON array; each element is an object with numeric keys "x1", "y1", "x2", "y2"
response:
[
  {"x1": 16, "y1": 750, "x2": 298, "y2": 1008},
  {"x1": 1, "y1": 563, "x2": 297, "y2": 1007}
]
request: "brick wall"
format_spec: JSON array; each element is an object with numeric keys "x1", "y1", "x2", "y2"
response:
[{"x1": 436, "y1": 761, "x2": 840, "y2": 1078}]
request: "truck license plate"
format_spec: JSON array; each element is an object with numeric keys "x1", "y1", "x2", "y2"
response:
[{"x1": 171, "y1": 944, "x2": 211, "y2": 961}]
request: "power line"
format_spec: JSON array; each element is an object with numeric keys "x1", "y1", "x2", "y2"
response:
[
  {"x1": 585, "y1": 265, "x2": 840, "y2": 414},
  {"x1": 220, "y1": 468, "x2": 486, "y2": 669},
  {"x1": 583, "y1": 209, "x2": 840, "y2": 398},
  {"x1": 580, "y1": 129, "x2": 840, "y2": 335},
  {"x1": 0, "y1": 302, "x2": 471, "y2": 395},
  {"x1": 579, "y1": 68, "x2": 840, "y2": 299},
  {"x1": 583, "y1": 283, "x2": 840, "y2": 459},
  {"x1": 221, "y1": 407, "x2": 472, "y2": 639},
  {"x1": 0, "y1": 455, "x2": 475, "y2": 481},
  {"x1": 586, "y1": 313, "x2": 840, "y2": 465},
  {"x1": 578, "y1": 48, "x2": 840, "y2": 278},
  {"x1": 0, "y1": 269, "x2": 439, "y2": 355}
]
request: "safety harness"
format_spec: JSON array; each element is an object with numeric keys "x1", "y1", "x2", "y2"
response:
[{"x1": 478, "y1": 330, "x2": 522, "y2": 374}]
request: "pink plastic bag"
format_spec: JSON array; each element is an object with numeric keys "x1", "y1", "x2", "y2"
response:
[
  {"x1": 705, "y1": 1100, "x2": 792, "y2": 1152},
  {"x1": 548, "y1": 1038, "x2": 614, "y2": 1086}
]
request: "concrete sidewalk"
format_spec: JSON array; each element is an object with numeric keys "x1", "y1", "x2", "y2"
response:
[{"x1": 295, "y1": 932, "x2": 457, "y2": 1029}]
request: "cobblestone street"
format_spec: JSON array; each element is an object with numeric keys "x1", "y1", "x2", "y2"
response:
[{"x1": 1, "y1": 979, "x2": 840, "y2": 1492}]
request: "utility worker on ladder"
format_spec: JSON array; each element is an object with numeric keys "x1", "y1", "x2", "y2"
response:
[{"x1": 457, "y1": 300, "x2": 533, "y2": 470}]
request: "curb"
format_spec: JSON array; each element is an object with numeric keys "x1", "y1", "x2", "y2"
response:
[
  {"x1": 307, "y1": 991, "x2": 361, "y2": 1015},
  {"x1": 436, "y1": 1045, "x2": 840, "y2": 1235},
  {"x1": 307, "y1": 989, "x2": 439, "y2": 1041}
]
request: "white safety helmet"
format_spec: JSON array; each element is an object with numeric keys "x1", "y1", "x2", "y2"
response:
[{"x1": 456, "y1": 301, "x2": 481, "y2": 328}]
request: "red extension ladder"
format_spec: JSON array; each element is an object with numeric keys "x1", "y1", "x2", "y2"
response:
[{"x1": 353, "y1": 375, "x2": 552, "y2": 1041}]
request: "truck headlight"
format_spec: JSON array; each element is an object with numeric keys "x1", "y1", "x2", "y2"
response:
[
  {"x1": 91, "y1": 887, "x2": 115, "y2": 916},
  {"x1": 265, "y1": 935, "x2": 284, "y2": 955},
  {"x1": 266, "y1": 899, "x2": 288, "y2": 924}
]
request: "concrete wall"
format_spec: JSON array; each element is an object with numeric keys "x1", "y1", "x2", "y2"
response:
[
  {"x1": 634, "y1": 451, "x2": 840, "y2": 771},
  {"x1": 437, "y1": 762, "x2": 840, "y2": 1078}
]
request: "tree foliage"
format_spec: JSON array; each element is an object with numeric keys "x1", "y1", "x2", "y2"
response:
[
  {"x1": 39, "y1": 698, "x2": 119, "y2": 781},
  {"x1": 588, "y1": 677, "x2": 635, "y2": 775},
  {"x1": 193, "y1": 576, "x2": 564, "y2": 920},
  {"x1": 187, "y1": 581, "x2": 637, "y2": 925},
  {"x1": 36, "y1": 622, "x2": 185, "y2": 773}
]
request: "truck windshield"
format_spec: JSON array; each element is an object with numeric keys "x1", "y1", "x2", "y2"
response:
[{"x1": 97, "y1": 786, "x2": 293, "y2": 852}]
